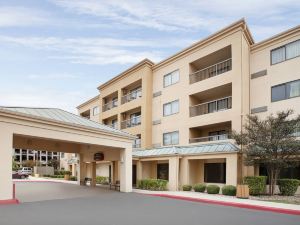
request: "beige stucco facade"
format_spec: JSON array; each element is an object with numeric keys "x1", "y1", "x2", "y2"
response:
[{"x1": 76, "y1": 19, "x2": 300, "y2": 191}]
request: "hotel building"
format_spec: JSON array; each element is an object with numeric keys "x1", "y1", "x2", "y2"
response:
[{"x1": 77, "y1": 19, "x2": 300, "y2": 191}]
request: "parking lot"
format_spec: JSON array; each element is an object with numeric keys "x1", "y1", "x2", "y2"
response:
[{"x1": 0, "y1": 182, "x2": 299, "y2": 225}]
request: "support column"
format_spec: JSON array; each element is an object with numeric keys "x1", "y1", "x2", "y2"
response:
[
  {"x1": 179, "y1": 157, "x2": 189, "y2": 186},
  {"x1": 168, "y1": 157, "x2": 179, "y2": 191},
  {"x1": 226, "y1": 154, "x2": 238, "y2": 186},
  {"x1": 0, "y1": 131, "x2": 13, "y2": 200},
  {"x1": 136, "y1": 160, "x2": 143, "y2": 181},
  {"x1": 120, "y1": 145, "x2": 132, "y2": 192},
  {"x1": 90, "y1": 162, "x2": 96, "y2": 187},
  {"x1": 77, "y1": 154, "x2": 86, "y2": 186}
]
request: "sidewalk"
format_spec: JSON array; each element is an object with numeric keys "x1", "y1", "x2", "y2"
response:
[
  {"x1": 13, "y1": 176, "x2": 78, "y2": 185},
  {"x1": 134, "y1": 189, "x2": 300, "y2": 215}
]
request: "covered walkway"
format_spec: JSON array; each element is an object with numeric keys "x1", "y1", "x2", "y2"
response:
[{"x1": 0, "y1": 107, "x2": 135, "y2": 202}]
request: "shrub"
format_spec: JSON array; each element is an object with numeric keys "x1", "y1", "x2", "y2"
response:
[
  {"x1": 70, "y1": 176, "x2": 77, "y2": 181},
  {"x1": 193, "y1": 183, "x2": 206, "y2": 192},
  {"x1": 138, "y1": 179, "x2": 168, "y2": 191},
  {"x1": 278, "y1": 179, "x2": 300, "y2": 196},
  {"x1": 243, "y1": 176, "x2": 267, "y2": 195},
  {"x1": 207, "y1": 185, "x2": 220, "y2": 194},
  {"x1": 182, "y1": 185, "x2": 192, "y2": 191},
  {"x1": 96, "y1": 176, "x2": 109, "y2": 184},
  {"x1": 222, "y1": 185, "x2": 237, "y2": 196}
]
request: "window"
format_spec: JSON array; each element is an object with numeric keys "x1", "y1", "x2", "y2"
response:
[
  {"x1": 204, "y1": 163, "x2": 226, "y2": 183},
  {"x1": 157, "y1": 164, "x2": 169, "y2": 180},
  {"x1": 260, "y1": 165, "x2": 300, "y2": 181},
  {"x1": 271, "y1": 79, "x2": 300, "y2": 102},
  {"x1": 163, "y1": 131, "x2": 179, "y2": 146},
  {"x1": 163, "y1": 100, "x2": 179, "y2": 116},
  {"x1": 164, "y1": 70, "x2": 179, "y2": 87},
  {"x1": 271, "y1": 39, "x2": 300, "y2": 65},
  {"x1": 93, "y1": 106, "x2": 100, "y2": 115}
]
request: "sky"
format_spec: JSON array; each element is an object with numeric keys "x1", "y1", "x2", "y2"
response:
[{"x1": 0, "y1": 0, "x2": 299, "y2": 113}]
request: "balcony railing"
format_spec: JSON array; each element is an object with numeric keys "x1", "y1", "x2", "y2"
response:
[
  {"x1": 190, "y1": 96, "x2": 232, "y2": 117},
  {"x1": 102, "y1": 100, "x2": 118, "y2": 112},
  {"x1": 121, "y1": 88, "x2": 142, "y2": 104},
  {"x1": 133, "y1": 141, "x2": 141, "y2": 149},
  {"x1": 189, "y1": 58, "x2": 232, "y2": 84},
  {"x1": 189, "y1": 134, "x2": 230, "y2": 144},
  {"x1": 121, "y1": 115, "x2": 141, "y2": 129}
]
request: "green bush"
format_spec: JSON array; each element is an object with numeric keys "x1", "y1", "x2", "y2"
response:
[
  {"x1": 207, "y1": 185, "x2": 220, "y2": 194},
  {"x1": 182, "y1": 185, "x2": 192, "y2": 191},
  {"x1": 138, "y1": 179, "x2": 168, "y2": 191},
  {"x1": 193, "y1": 183, "x2": 206, "y2": 192},
  {"x1": 278, "y1": 179, "x2": 300, "y2": 196},
  {"x1": 96, "y1": 176, "x2": 109, "y2": 184},
  {"x1": 70, "y1": 176, "x2": 77, "y2": 181},
  {"x1": 222, "y1": 185, "x2": 237, "y2": 196},
  {"x1": 243, "y1": 176, "x2": 267, "y2": 195}
]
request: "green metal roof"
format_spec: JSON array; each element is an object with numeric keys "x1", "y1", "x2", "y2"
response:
[
  {"x1": 132, "y1": 142, "x2": 239, "y2": 157},
  {"x1": 0, "y1": 107, "x2": 133, "y2": 138}
]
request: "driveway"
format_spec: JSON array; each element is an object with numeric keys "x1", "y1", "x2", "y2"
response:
[{"x1": 0, "y1": 182, "x2": 299, "y2": 225}]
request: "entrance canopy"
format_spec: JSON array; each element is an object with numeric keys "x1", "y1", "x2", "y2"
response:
[{"x1": 0, "y1": 107, "x2": 135, "y2": 201}]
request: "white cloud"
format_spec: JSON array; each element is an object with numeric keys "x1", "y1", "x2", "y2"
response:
[
  {"x1": 0, "y1": 35, "x2": 195, "y2": 65},
  {"x1": 27, "y1": 73, "x2": 79, "y2": 80},
  {"x1": 51, "y1": 0, "x2": 300, "y2": 39},
  {"x1": 0, "y1": 88, "x2": 93, "y2": 113},
  {"x1": 0, "y1": 7, "x2": 49, "y2": 27}
]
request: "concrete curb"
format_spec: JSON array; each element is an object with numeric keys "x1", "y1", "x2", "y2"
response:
[
  {"x1": 0, "y1": 199, "x2": 19, "y2": 205},
  {"x1": 149, "y1": 193, "x2": 300, "y2": 216}
]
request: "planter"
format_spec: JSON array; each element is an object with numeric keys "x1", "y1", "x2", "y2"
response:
[
  {"x1": 236, "y1": 185, "x2": 249, "y2": 199},
  {"x1": 64, "y1": 174, "x2": 70, "y2": 180},
  {"x1": 34, "y1": 174, "x2": 40, "y2": 178}
]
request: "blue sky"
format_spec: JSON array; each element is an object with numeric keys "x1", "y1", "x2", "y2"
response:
[{"x1": 1, "y1": 0, "x2": 299, "y2": 113}]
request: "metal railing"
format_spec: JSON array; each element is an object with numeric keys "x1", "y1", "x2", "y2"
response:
[
  {"x1": 121, "y1": 88, "x2": 142, "y2": 104},
  {"x1": 133, "y1": 142, "x2": 141, "y2": 149},
  {"x1": 102, "y1": 100, "x2": 118, "y2": 112},
  {"x1": 189, "y1": 134, "x2": 230, "y2": 144},
  {"x1": 121, "y1": 115, "x2": 141, "y2": 129},
  {"x1": 190, "y1": 96, "x2": 232, "y2": 117},
  {"x1": 189, "y1": 58, "x2": 232, "y2": 84}
]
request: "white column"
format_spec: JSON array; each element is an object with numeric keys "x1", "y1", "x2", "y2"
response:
[
  {"x1": 179, "y1": 157, "x2": 189, "y2": 186},
  {"x1": 168, "y1": 157, "x2": 179, "y2": 191},
  {"x1": 77, "y1": 154, "x2": 86, "y2": 185},
  {"x1": 0, "y1": 131, "x2": 13, "y2": 200},
  {"x1": 120, "y1": 144, "x2": 132, "y2": 192}
]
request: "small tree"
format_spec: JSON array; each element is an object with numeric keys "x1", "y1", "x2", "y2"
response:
[
  {"x1": 48, "y1": 158, "x2": 60, "y2": 170},
  {"x1": 12, "y1": 158, "x2": 19, "y2": 171},
  {"x1": 232, "y1": 110, "x2": 300, "y2": 195},
  {"x1": 22, "y1": 160, "x2": 36, "y2": 168}
]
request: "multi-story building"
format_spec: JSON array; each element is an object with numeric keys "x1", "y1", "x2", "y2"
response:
[
  {"x1": 13, "y1": 149, "x2": 60, "y2": 166},
  {"x1": 77, "y1": 19, "x2": 300, "y2": 191}
]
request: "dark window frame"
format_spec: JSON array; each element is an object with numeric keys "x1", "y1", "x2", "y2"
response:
[
  {"x1": 271, "y1": 39, "x2": 300, "y2": 65},
  {"x1": 271, "y1": 79, "x2": 300, "y2": 102},
  {"x1": 204, "y1": 163, "x2": 226, "y2": 183}
]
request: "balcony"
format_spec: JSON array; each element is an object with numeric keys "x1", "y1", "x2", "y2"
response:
[
  {"x1": 190, "y1": 58, "x2": 232, "y2": 84},
  {"x1": 189, "y1": 45, "x2": 232, "y2": 84},
  {"x1": 102, "y1": 100, "x2": 118, "y2": 112},
  {"x1": 190, "y1": 134, "x2": 230, "y2": 143},
  {"x1": 190, "y1": 96, "x2": 232, "y2": 117},
  {"x1": 189, "y1": 121, "x2": 231, "y2": 144},
  {"x1": 121, "y1": 115, "x2": 141, "y2": 129},
  {"x1": 121, "y1": 87, "x2": 142, "y2": 104}
]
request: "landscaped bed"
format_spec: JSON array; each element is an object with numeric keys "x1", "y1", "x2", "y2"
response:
[{"x1": 250, "y1": 195, "x2": 300, "y2": 205}]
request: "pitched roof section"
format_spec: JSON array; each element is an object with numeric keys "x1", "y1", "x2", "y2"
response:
[
  {"x1": 97, "y1": 58, "x2": 154, "y2": 90},
  {"x1": 77, "y1": 94, "x2": 100, "y2": 109},
  {"x1": 132, "y1": 142, "x2": 239, "y2": 158},
  {"x1": 0, "y1": 107, "x2": 134, "y2": 138},
  {"x1": 153, "y1": 18, "x2": 254, "y2": 70}
]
